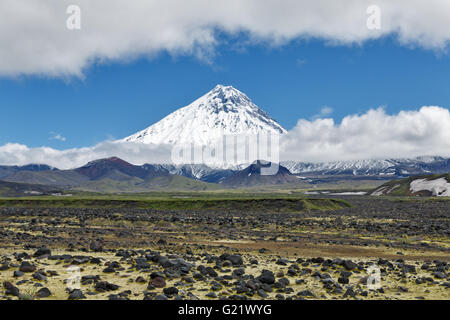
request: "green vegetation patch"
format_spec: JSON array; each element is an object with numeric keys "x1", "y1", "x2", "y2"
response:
[{"x1": 0, "y1": 197, "x2": 351, "y2": 212}]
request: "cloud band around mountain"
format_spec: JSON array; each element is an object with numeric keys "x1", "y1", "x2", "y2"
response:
[
  {"x1": 1, "y1": 106, "x2": 449, "y2": 169},
  {"x1": 281, "y1": 106, "x2": 450, "y2": 163},
  {"x1": 1, "y1": 0, "x2": 450, "y2": 77}
]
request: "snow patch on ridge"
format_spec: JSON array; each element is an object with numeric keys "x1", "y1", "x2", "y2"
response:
[{"x1": 410, "y1": 178, "x2": 450, "y2": 196}]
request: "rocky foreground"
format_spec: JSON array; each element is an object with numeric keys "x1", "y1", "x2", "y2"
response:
[
  {"x1": 0, "y1": 245, "x2": 449, "y2": 300},
  {"x1": 0, "y1": 196, "x2": 449, "y2": 300}
]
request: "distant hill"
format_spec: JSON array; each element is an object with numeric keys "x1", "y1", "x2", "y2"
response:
[
  {"x1": 221, "y1": 160, "x2": 301, "y2": 188},
  {"x1": 371, "y1": 173, "x2": 450, "y2": 197},
  {"x1": 4, "y1": 170, "x2": 89, "y2": 187},
  {"x1": 0, "y1": 180, "x2": 61, "y2": 197},
  {"x1": 2, "y1": 156, "x2": 449, "y2": 194},
  {"x1": 0, "y1": 164, "x2": 57, "y2": 180},
  {"x1": 1, "y1": 157, "x2": 220, "y2": 193},
  {"x1": 75, "y1": 157, "x2": 153, "y2": 180},
  {"x1": 72, "y1": 175, "x2": 220, "y2": 193},
  {"x1": 152, "y1": 163, "x2": 236, "y2": 183}
]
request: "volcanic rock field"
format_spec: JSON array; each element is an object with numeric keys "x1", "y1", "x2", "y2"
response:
[{"x1": 0, "y1": 196, "x2": 448, "y2": 300}]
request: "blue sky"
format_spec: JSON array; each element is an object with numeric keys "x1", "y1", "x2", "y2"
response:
[
  {"x1": 1, "y1": 1, "x2": 450, "y2": 167},
  {"x1": 1, "y1": 36, "x2": 449, "y2": 149}
]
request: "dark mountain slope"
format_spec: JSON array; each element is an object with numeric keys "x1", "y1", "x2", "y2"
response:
[
  {"x1": 0, "y1": 164, "x2": 57, "y2": 180},
  {"x1": 221, "y1": 160, "x2": 300, "y2": 187},
  {"x1": 0, "y1": 180, "x2": 61, "y2": 197}
]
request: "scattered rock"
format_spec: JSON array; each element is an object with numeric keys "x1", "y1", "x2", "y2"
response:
[
  {"x1": 220, "y1": 254, "x2": 243, "y2": 266},
  {"x1": 34, "y1": 247, "x2": 51, "y2": 258},
  {"x1": 433, "y1": 271, "x2": 446, "y2": 279},
  {"x1": 36, "y1": 287, "x2": 51, "y2": 298},
  {"x1": 257, "y1": 270, "x2": 275, "y2": 285},
  {"x1": 149, "y1": 276, "x2": 166, "y2": 288},
  {"x1": 343, "y1": 260, "x2": 357, "y2": 271},
  {"x1": 157, "y1": 239, "x2": 167, "y2": 245},
  {"x1": 68, "y1": 289, "x2": 86, "y2": 300},
  {"x1": 398, "y1": 286, "x2": 409, "y2": 293},
  {"x1": 89, "y1": 241, "x2": 103, "y2": 252},
  {"x1": 19, "y1": 261, "x2": 36, "y2": 273},
  {"x1": 163, "y1": 287, "x2": 179, "y2": 295},
  {"x1": 3, "y1": 281, "x2": 19, "y2": 296},
  {"x1": 298, "y1": 290, "x2": 314, "y2": 297},
  {"x1": 13, "y1": 271, "x2": 24, "y2": 278}
]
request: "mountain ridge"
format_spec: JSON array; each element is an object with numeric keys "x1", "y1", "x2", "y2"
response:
[
  {"x1": 1, "y1": 157, "x2": 220, "y2": 193},
  {"x1": 282, "y1": 156, "x2": 450, "y2": 176},
  {"x1": 1, "y1": 156, "x2": 450, "y2": 194},
  {"x1": 2, "y1": 155, "x2": 450, "y2": 183}
]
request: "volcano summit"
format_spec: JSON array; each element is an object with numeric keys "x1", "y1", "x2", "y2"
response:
[{"x1": 123, "y1": 85, "x2": 286, "y2": 146}]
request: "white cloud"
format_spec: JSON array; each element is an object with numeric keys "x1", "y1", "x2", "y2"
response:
[
  {"x1": 1, "y1": 0, "x2": 450, "y2": 77},
  {"x1": 0, "y1": 141, "x2": 173, "y2": 169},
  {"x1": 296, "y1": 58, "x2": 307, "y2": 67},
  {"x1": 1, "y1": 107, "x2": 449, "y2": 168},
  {"x1": 312, "y1": 106, "x2": 333, "y2": 119},
  {"x1": 280, "y1": 106, "x2": 450, "y2": 162},
  {"x1": 49, "y1": 132, "x2": 67, "y2": 142}
]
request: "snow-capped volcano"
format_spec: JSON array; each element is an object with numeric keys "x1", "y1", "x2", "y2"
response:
[{"x1": 123, "y1": 85, "x2": 286, "y2": 145}]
